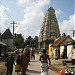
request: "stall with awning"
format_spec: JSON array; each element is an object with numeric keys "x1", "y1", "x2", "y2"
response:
[
  {"x1": 0, "y1": 42, "x2": 7, "y2": 47},
  {"x1": 0, "y1": 42, "x2": 7, "y2": 57}
]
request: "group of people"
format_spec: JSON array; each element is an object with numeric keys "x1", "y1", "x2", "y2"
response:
[
  {"x1": 5, "y1": 47, "x2": 35, "y2": 75},
  {"x1": 5, "y1": 48, "x2": 51, "y2": 75}
]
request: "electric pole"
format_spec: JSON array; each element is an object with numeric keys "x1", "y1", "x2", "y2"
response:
[
  {"x1": 11, "y1": 21, "x2": 17, "y2": 36},
  {"x1": 73, "y1": 30, "x2": 75, "y2": 37}
]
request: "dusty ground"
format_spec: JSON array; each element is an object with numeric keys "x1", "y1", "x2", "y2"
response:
[
  {"x1": 0, "y1": 59, "x2": 65, "y2": 75},
  {"x1": 50, "y1": 63, "x2": 65, "y2": 73},
  {"x1": 50, "y1": 59, "x2": 65, "y2": 73},
  {"x1": 0, "y1": 54, "x2": 68, "y2": 75},
  {"x1": 0, "y1": 62, "x2": 7, "y2": 75}
]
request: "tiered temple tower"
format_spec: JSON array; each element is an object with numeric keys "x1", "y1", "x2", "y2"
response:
[{"x1": 38, "y1": 7, "x2": 60, "y2": 49}]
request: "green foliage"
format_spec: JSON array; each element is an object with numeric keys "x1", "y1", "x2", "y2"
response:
[
  {"x1": 13, "y1": 34, "x2": 38, "y2": 49},
  {"x1": 13, "y1": 34, "x2": 24, "y2": 48},
  {"x1": 24, "y1": 36, "x2": 33, "y2": 47},
  {"x1": 24, "y1": 36, "x2": 38, "y2": 49},
  {"x1": 62, "y1": 33, "x2": 66, "y2": 36}
]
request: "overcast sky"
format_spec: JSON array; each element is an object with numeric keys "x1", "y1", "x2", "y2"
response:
[{"x1": 0, "y1": 0, "x2": 75, "y2": 39}]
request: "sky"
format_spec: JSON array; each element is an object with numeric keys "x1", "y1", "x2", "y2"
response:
[{"x1": 0, "y1": 0, "x2": 75, "y2": 39}]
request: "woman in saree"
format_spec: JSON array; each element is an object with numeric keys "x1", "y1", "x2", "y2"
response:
[
  {"x1": 21, "y1": 49, "x2": 28, "y2": 75},
  {"x1": 5, "y1": 53, "x2": 15, "y2": 75},
  {"x1": 15, "y1": 55, "x2": 22, "y2": 74},
  {"x1": 39, "y1": 49, "x2": 51, "y2": 75}
]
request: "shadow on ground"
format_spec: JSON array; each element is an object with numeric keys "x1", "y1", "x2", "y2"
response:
[
  {"x1": 30, "y1": 60, "x2": 38, "y2": 62},
  {"x1": 27, "y1": 69, "x2": 41, "y2": 74}
]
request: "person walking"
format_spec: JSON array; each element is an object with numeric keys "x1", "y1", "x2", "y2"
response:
[
  {"x1": 31, "y1": 48, "x2": 35, "y2": 60},
  {"x1": 5, "y1": 53, "x2": 15, "y2": 75},
  {"x1": 21, "y1": 49, "x2": 28, "y2": 75},
  {"x1": 39, "y1": 49, "x2": 51, "y2": 75},
  {"x1": 15, "y1": 55, "x2": 21, "y2": 75},
  {"x1": 26, "y1": 48, "x2": 30, "y2": 69},
  {"x1": 14, "y1": 48, "x2": 20, "y2": 62}
]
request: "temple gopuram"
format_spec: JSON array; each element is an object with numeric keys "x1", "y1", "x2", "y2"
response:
[{"x1": 38, "y1": 7, "x2": 60, "y2": 49}]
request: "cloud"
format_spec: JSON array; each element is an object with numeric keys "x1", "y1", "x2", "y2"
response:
[
  {"x1": 1, "y1": 0, "x2": 74, "y2": 39},
  {"x1": 17, "y1": 0, "x2": 25, "y2": 5},
  {"x1": 0, "y1": 5, "x2": 9, "y2": 20},
  {"x1": 17, "y1": 0, "x2": 50, "y2": 6},
  {"x1": 16, "y1": 0, "x2": 74, "y2": 38},
  {"x1": 55, "y1": 9, "x2": 63, "y2": 17},
  {"x1": 15, "y1": 0, "x2": 51, "y2": 39},
  {"x1": 59, "y1": 13, "x2": 75, "y2": 36},
  {"x1": 0, "y1": 5, "x2": 11, "y2": 33}
]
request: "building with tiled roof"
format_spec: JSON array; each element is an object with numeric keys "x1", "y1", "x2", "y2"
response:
[
  {"x1": 52, "y1": 36, "x2": 66, "y2": 47},
  {"x1": 52, "y1": 36, "x2": 73, "y2": 47},
  {"x1": 0, "y1": 28, "x2": 13, "y2": 49},
  {"x1": 51, "y1": 36, "x2": 74, "y2": 59},
  {"x1": 1, "y1": 29, "x2": 13, "y2": 39}
]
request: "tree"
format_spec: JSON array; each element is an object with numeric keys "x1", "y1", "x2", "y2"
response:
[
  {"x1": 62, "y1": 33, "x2": 66, "y2": 36},
  {"x1": 24, "y1": 36, "x2": 38, "y2": 49},
  {"x1": 33, "y1": 36, "x2": 38, "y2": 49},
  {"x1": 13, "y1": 34, "x2": 24, "y2": 48},
  {"x1": 24, "y1": 36, "x2": 33, "y2": 47}
]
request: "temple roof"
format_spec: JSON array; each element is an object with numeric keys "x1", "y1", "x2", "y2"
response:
[
  {"x1": 52, "y1": 36, "x2": 74, "y2": 47},
  {"x1": 1, "y1": 28, "x2": 13, "y2": 39}
]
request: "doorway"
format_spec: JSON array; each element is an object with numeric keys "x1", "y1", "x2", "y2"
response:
[{"x1": 64, "y1": 45, "x2": 67, "y2": 58}]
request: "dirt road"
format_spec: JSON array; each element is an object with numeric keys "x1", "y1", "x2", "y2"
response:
[{"x1": 12, "y1": 54, "x2": 59, "y2": 75}]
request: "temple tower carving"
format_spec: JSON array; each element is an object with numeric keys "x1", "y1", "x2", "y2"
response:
[{"x1": 39, "y1": 7, "x2": 60, "y2": 49}]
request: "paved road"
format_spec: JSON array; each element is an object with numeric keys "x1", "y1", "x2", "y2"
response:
[{"x1": 12, "y1": 54, "x2": 59, "y2": 75}]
